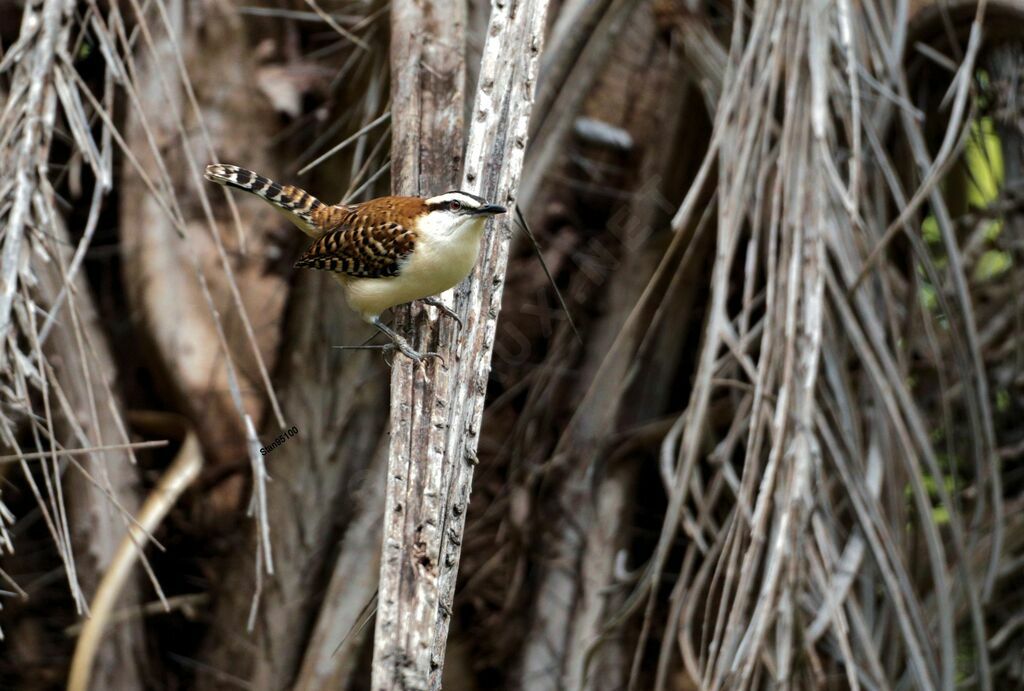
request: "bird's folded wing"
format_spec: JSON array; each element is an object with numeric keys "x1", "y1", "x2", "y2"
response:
[{"x1": 293, "y1": 221, "x2": 416, "y2": 278}]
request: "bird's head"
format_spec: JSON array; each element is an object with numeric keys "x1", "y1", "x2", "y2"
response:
[{"x1": 420, "y1": 191, "x2": 506, "y2": 237}]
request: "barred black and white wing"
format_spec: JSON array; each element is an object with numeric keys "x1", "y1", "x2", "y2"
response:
[{"x1": 293, "y1": 221, "x2": 417, "y2": 278}]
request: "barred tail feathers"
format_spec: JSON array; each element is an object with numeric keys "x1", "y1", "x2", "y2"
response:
[{"x1": 204, "y1": 163, "x2": 325, "y2": 235}]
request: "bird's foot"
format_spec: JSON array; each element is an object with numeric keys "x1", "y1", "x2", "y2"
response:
[
  {"x1": 388, "y1": 334, "x2": 445, "y2": 368},
  {"x1": 419, "y1": 297, "x2": 463, "y2": 330},
  {"x1": 369, "y1": 315, "x2": 446, "y2": 367}
]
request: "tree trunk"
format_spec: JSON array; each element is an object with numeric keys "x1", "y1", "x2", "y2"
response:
[
  {"x1": 372, "y1": 0, "x2": 553, "y2": 686},
  {"x1": 371, "y1": 0, "x2": 466, "y2": 687}
]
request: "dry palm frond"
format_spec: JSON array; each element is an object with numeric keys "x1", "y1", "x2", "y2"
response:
[
  {"x1": 636, "y1": 3, "x2": 1000, "y2": 688},
  {"x1": 0, "y1": 0, "x2": 152, "y2": 681}
]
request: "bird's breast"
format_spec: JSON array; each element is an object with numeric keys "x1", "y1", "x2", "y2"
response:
[
  {"x1": 403, "y1": 220, "x2": 485, "y2": 295},
  {"x1": 342, "y1": 217, "x2": 487, "y2": 319}
]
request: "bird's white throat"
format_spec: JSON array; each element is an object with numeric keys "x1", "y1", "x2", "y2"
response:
[{"x1": 417, "y1": 210, "x2": 489, "y2": 240}]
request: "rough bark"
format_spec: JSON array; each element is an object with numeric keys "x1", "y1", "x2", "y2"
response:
[
  {"x1": 372, "y1": 0, "x2": 466, "y2": 687},
  {"x1": 372, "y1": 0, "x2": 552, "y2": 686}
]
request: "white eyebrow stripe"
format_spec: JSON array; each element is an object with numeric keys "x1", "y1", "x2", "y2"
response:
[{"x1": 425, "y1": 192, "x2": 483, "y2": 208}]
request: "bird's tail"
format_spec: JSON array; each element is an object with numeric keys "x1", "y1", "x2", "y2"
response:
[{"x1": 204, "y1": 163, "x2": 326, "y2": 235}]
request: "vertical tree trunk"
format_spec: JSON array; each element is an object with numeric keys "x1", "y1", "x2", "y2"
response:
[
  {"x1": 372, "y1": 0, "x2": 552, "y2": 687},
  {"x1": 372, "y1": 1, "x2": 466, "y2": 687}
]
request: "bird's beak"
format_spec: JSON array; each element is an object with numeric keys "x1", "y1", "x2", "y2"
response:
[{"x1": 474, "y1": 204, "x2": 507, "y2": 216}]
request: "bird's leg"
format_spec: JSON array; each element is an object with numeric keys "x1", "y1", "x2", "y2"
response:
[
  {"x1": 418, "y1": 297, "x2": 463, "y2": 329},
  {"x1": 372, "y1": 317, "x2": 444, "y2": 366}
]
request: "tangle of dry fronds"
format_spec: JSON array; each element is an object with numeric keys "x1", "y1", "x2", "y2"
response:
[
  {"x1": 0, "y1": 0, "x2": 112, "y2": 615},
  {"x1": 632, "y1": 1, "x2": 1004, "y2": 689},
  {"x1": 0, "y1": 0, "x2": 73, "y2": 443},
  {"x1": 0, "y1": 0, "x2": 298, "y2": 653},
  {"x1": 0, "y1": 7, "x2": 169, "y2": 682}
]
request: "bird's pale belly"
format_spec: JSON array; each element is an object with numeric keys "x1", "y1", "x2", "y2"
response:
[{"x1": 341, "y1": 228, "x2": 483, "y2": 320}]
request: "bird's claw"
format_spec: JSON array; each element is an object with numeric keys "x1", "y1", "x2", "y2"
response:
[
  {"x1": 389, "y1": 340, "x2": 446, "y2": 368},
  {"x1": 369, "y1": 314, "x2": 447, "y2": 368},
  {"x1": 419, "y1": 298, "x2": 463, "y2": 330}
]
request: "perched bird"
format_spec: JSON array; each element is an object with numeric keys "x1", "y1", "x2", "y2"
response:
[{"x1": 203, "y1": 164, "x2": 506, "y2": 363}]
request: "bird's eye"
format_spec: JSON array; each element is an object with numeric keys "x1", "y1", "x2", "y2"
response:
[{"x1": 448, "y1": 200, "x2": 462, "y2": 212}]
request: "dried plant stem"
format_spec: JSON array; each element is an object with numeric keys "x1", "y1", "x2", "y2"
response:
[{"x1": 67, "y1": 420, "x2": 202, "y2": 691}]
